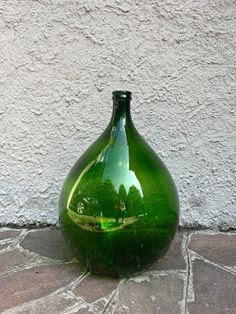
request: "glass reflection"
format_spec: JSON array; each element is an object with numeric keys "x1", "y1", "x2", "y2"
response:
[{"x1": 67, "y1": 116, "x2": 145, "y2": 232}]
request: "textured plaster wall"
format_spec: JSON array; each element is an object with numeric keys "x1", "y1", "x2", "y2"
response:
[{"x1": 0, "y1": 0, "x2": 235, "y2": 228}]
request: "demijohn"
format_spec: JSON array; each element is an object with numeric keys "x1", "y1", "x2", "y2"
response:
[{"x1": 59, "y1": 90, "x2": 179, "y2": 277}]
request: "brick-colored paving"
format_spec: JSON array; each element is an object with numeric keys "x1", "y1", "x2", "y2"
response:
[{"x1": 0, "y1": 228, "x2": 235, "y2": 313}]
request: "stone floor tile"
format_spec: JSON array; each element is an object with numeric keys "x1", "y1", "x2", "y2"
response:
[
  {"x1": 188, "y1": 259, "x2": 236, "y2": 314},
  {"x1": 114, "y1": 274, "x2": 183, "y2": 314},
  {"x1": 0, "y1": 228, "x2": 235, "y2": 313},
  {"x1": 20, "y1": 228, "x2": 73, "y2": 261},
  {"x1": 72, "y1": 274, "x2": 119, "y2": 303},
  {"x1": 4, "y1": 293, "x2": 81, "y2": 314},
  {"x1": 73, "y1": 305, "x2": 102, "y2": 314},
  {"x1": 0, "y1": 249, "x2": 34, "y2": 273},
  {"x1": 190, "y1": 233, "x2": 236, "y2": 266},
  {"x1": 73, "y1": 306, "x2": 93, "y2": 314},
  {"x1": 0, "y1": 229, "x2": 21, "y2": 240},
  {"x1": 0, "y1": 263, "x2": 83, "y2": 312},
  {"x1": 148, "y1": 232, "x2": 186, "y2": 271}
]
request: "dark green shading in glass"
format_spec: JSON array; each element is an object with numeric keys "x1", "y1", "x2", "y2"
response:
[{"x1": 59, "y1": 90, "x2": 179, "y2": 277}]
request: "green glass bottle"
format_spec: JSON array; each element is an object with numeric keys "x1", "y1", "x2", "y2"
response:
[{"x1": 59, "y1": 91, "x2": 179, "y2": 277}]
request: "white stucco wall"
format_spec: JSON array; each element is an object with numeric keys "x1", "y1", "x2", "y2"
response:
[{"x1": 0, "y1": 0, "x2": 235, "y2": 228}]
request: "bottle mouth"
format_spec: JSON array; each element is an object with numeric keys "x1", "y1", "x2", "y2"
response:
[{"x1": 112, "y1": 90, "x2": 132, "y2": 100}]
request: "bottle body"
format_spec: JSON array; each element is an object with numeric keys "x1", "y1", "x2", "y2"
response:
[{"x1": 59, "y1": 91, "x2": 179, "y2": 277}]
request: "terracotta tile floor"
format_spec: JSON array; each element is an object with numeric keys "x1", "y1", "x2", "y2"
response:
[{"x1": 0, "y1": 228, "x2": 235, "y2": 313}]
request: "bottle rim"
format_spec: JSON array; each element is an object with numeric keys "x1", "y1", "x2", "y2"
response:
[{"x1": 112, "y1": 90, "x2": 132, "y2": 99}]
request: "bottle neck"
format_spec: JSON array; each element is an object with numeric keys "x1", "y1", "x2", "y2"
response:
[{"x1": 111, "y1": 91, "x2": 132, "y2": 126}]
